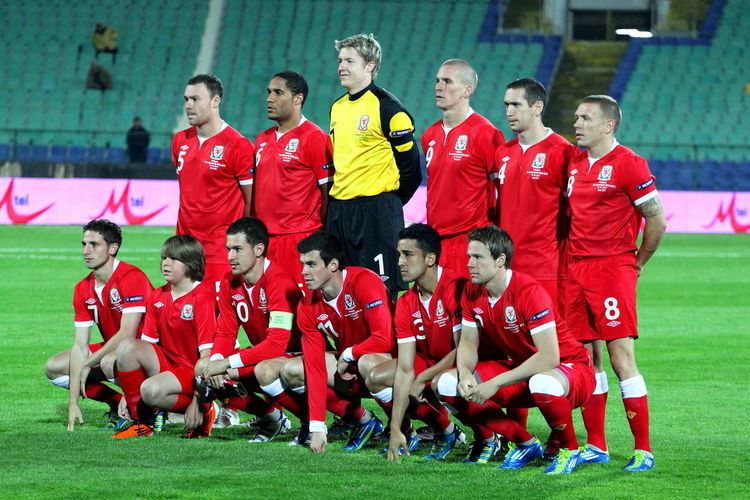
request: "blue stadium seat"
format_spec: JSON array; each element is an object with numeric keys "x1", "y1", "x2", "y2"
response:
[
  {"x1": 31, "y1": 145, "x2": 49, "y2": 162},
  {"x1": 89, "y1": 146, "x2": 106, "y2": 164},
  {"x1": 147, "y1": 147, "x2": 161, "y2": 165},
  {"x1": 69, "y1": 146, "x2": 87, "y2": 163},
  {"x1": 49, "y1": 145, "x2": 67, "y2": 162},
  {"x1": 108, "y1": 147, "x2": 128, "y2": 164},
  {"x1": 0, "y1": 144, "x2": 9, "y2": 161},
  {"x1": 15, "y1": 144, "x2": 31, "y2": 161}
]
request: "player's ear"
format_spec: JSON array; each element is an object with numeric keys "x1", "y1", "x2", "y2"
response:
[
  {"x1": 328, "y1": 258, "x2": 340, "y2": 272},
  {"x1": 365, "y1": 60, "x2": 375, "y2": 74},
  {"x1": 533, "y1": 100, "x2": 544, "y2": 117},
  {"x1": 254, "y1": 243, "x2": 265, "y2": 258},
  {"x1": 109, "y1": 243, "x2": 119, "y2": 257},
  {"x1": 212, "y1": 95, "x2": 221, "y2": 109},
  {"x1": 425, "y1": 252, "x2": 437, "y2": 267},
  {"x1": 496, "y1": 253, "x2": 506, "y2": 268}
]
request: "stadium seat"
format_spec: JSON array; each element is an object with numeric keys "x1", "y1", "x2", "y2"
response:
[
  {"x1": 31, "y1": 145, "x2": 48, "y2": 162},
  {"x1": 69, "y1": 146, "x2": 87, "y2": 163},
  {"x1": 0, "y1": 144, "x2": 10, "y2": 161},
  {"x1": 49, "y1": 145, "x2": 68, "y2": 162},
  {"x1": 88, "y1": 146, "x2": 106, "y2": 164}
]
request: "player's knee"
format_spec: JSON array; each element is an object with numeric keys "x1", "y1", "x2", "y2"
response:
[
  {"x1": 140, "y1": 379, "x2": 163, "y2": 405},
  {"x1": 366, "y1": 363, "x2": 391, "y2": 391},
  {"x1": 254, "y1": 360, "x2": 280, "y2": 386},
  {"x1": 281, "y1": 359, "x2": 304, "y2": 387},
  {"x1": 115, "y1": 337, "x2": 139, "y2": 362},
  {"x1": 435, "y1": 371, "x2": 458, "y2": 398},
  {"x1": 43, "y1": 355, "x2": 62, "y2": 380},
  {"x1": 528, "y1": 373, "x2": 565, "y2": 397}
]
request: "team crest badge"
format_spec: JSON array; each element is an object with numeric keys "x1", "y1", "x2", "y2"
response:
[
  {"x1": 436, "y1": 299, "x2": 445, "y2": 317},
  {"x1": 285, "y1": 138, "x2": 299, "y2": 152},
  {"x1": 504, "y1": 306, "x2": 517, "y2": 323},
  {"x1": 344, "y1": 294, "x2": 355, "y2": 311},
  {"x1": 358, "y1": 115, "x2": 369, "y2": 131},
  {"x1": 109, "y1": 288, "x2": 121, "y2": 304},
  {"x1": 598, "y1": 165, "x2": 613, "y2": 181},
  {"x1": 181, "y1": 304, "x2": 194, "y2": 320},
  {"x1": 455, "y1": 134, "x2": 468, "y2": 151},
  {"x1": 531, "y1": 153, "x2": 546, "y2": 169},
  {"x1": 259, "y1": 288, "x2": 267, "y2": 307},
  {"x1": 210, "y1": 145, "x2": 225, "y2": 160}
]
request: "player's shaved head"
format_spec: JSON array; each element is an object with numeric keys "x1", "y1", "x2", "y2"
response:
[
  {"x1": 468, "y1": 225, "x2": 513, "y2": 268},
  {"x1": 227, "y1": 217, "x2": 269, "y2": 255},
  {"x1": 335, "y1": 33, "x2": 382, "y2": 80},
  {"x1": 161, "y1": 234, "x2": 205, "y2": 281},
  {"x1": 83, "y1": 219, "x2": 122, "y2": 255},
  {"x1": 581, "y1": 94, "x2": 622, "y2": 133},
  {"x1": 440, "y1": 59, "x2": 478, "y2": 89},
  {"x1": 399, "y1": 223, "x2": 441, "y2": 261},
  {"x1": 507, "y1": 78, "x2": 547, "y2": 114},
  {"x1": 297, "y1": 231, "x2": 346, "y2": 269}
]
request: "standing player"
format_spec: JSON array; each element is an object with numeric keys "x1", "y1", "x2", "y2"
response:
[
  {"x1": 195, "y1": 217, "x2": 303, "y2": 442},
  {"x1": 435, "y1": 226, "x2": 595, "y2": 475},
  {"x1": 494, "y1": 78, "x2": 576, "y2": 306},
  {"x1": 564, "y1": 95, "x2": 666, "y2": 471},
  {"x1": 327, "y1": 33, "x2": 421, "y2": 294},
  {"x1": 112, "y1": 235, "x2": 216, "y2": 438},
  {"x1": 281, "y1": 231, "x2": 394, "y2": 454},
  {"x1": 44, "y1": 219, "x2": 152, "y2": 431},
  {"x1": 253, "y1": 71, "x2": 333, "y2": 284},
  {"x1": 423, "y1": 59, "x2": 504, "y2": 277},
  {"x1": 173, "y1": 74, "x2": 255, "y2": 290}
]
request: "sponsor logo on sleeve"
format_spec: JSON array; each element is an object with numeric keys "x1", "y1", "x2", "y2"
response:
[
  {"x1": 636, "y1": 178, "x2": 654, "y2": 191},
  {"x1": 181, "y1": 303, "x2": 194, "y2": 320},
  {"x1": 365, "y1": 299, "x2": 384, "y2": 310},
  {"x1": 125, "y1": 295, "x2": 144, "y2": 303},
  {"x1": 530, "y1": 308, "x2": 550, "y2": 321},
  {"x1": 390, "y1": 129, "x2": 411, "y2": 138}
]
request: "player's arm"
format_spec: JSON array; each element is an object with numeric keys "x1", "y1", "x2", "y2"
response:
[
  {"x1": 204, "y1": 287, "x2": 240, "y2": 377},
  {"x1": 415, "y1": 348, "x2": 457, "y2": 396},
  {"x1": 468, "y1": 325, "x2": 559, "y2": 405},
  {"x1": 83, "y1": 311, "x2": 142, "y2": 370},
  {"x1": 345, "y1": 299, "x2": 393, "y2": 363},
  {"x1": 319, "y1": 182, "x2": 330, "y2": 223},
  {"x1": 456, "y1": 321, "x2": 479, "y2": 399},
  {"x1": 381, "y1": 98, "x2": 421, "y2": 204},
  {"x1": 310, "y1": 131, "x2": 334, "y2": 223},
  {"x1": 387, "y1": 340, "x2": 417, "y2": 461},
  {"x1": 635, "y1": 195, "x2": 667, "y2": 273},
  {"x1": 67, "y1": 326, "x2": 91, "y2": 431},
  {"x1": 301, "y1": 320, "x2": 329, "y2": 453},
  {"x1": 233, "y1": 137, "x2": 256, "y2": 217},
  {"x1": 482, "y1": 128, "x2": 505, "y2": 221}
]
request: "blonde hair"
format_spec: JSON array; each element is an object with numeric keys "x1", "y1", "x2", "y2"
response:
[{"x1": 335, "y1": 33, "x2": 382, "y2": 80}]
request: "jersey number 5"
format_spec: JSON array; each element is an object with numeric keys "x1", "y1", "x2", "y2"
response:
[{"x1": 176, "y1": 150, "x2": 187, "y2": 173}]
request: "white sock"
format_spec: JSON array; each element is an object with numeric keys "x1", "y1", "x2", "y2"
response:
[
  {"x1": 370, "y1": 388, "x2": 393, "y2": 404},
  {"x1": 358, "y1": 409, "x2": 372, "y2": 424},
  {"x1": 50, "y1": 375, "x2": 70, "y2": 389},
  {"x1": 620, "y1": 375, "x2": 647, "y2": 398},
  {"x1": 260, "y1": 378, "x2": 285, "y2": 397}
]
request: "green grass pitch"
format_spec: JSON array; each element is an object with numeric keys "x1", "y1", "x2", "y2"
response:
[{"x1": 0, "y1": 225, "x2": 748, "y2": 498}]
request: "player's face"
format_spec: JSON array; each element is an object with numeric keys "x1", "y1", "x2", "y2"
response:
[
  {"x1": 434, "y1": 65, "x2": 469, "y2": 111},
  {"x1": 467, "y1": 240, "x2": 503, "y2": 285},
  {"x1": 504, "y1": 87, "x2": 535, "y2": 132},
  {"x1": 337, "y1": 47, "x2": 373, "y2": 92},
  {"x1": 81, "y1": 230, "x2": 116, "y2": 270},
  {"x1": 266, "y1": 76, "x2": 297, "y2": 122},
  {"x1": 161, "y1": 256, "x2": 189, "y2": 285},
  {"x1": 574, "y1": 102, "x2": 610, "y2": 149},
  {"x1": 397, "y1": 239, "x2": 428, "y2": 282},
  {"x1": 226, "y1": 233, "x2": 260, "y2": 277},
  {"x1": 300, "y1": 250, "x2": 334, "y2": 291},
  {"x1": 184, "y1": 83, "x2": 218, "y2": 127}
]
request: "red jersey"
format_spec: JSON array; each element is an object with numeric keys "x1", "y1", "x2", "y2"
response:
[
  {"x1": 253, "y1": 118, "x2": 333, "y2": 235},
  {"x1": 172, "y1": 124, "x2": 255, "y2": 265},
  {"x1": 299, "y1": 266, "x2": 394, "y2": 427},
  {"x1": 395, "y1": 268, "x2": 464, "y2": 364},
  {"x1": 72, "y1": 260, "x2": 152, "y2": 341},
  {"x1": 211, "y1": 261, "x2": 303, "y2": 368},
  {"x1": 461, "y1": 270, "x2": 588, "y2": 367},
  {"x1": 567, "y1": 144, "x2": 658, "y2": 257},
  {"x1": 494, "y1": 132, "x2": 577, "y2": 280},
  {"x1": 422, "y1": 112, "x2": 505, "y2": 236},
  {"x1": 141, "y1": 282, "x2": 216, "y2": 367}
]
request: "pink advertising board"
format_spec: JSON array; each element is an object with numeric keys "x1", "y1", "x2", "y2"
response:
[{"x1": 1, "y1": 178, "x2": 749, "y2": 233}]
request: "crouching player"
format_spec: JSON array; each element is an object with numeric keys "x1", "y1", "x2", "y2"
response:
[
  {"x1": 112, "y1": 235, "x2": 217, "y2": 438},
  {"x1": 44, "y1": 219, "x2": 152, "y2": 431},
  {"x1": 434, "y1": 226, "x2": 594, "y2": 475},
  {"x1": 281, "y1": 231, "x2": 394, "y2": 453},
  {"x1": 195, "y1": 217, "x2": 303, "y2": 442}
]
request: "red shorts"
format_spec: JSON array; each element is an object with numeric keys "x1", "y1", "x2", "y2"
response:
[
  {"x1": 89, "y1": 342, "x2": 104, "y2": 353},
  {"x1": 439, "y1": 232, "x2": 470, "y2": 279},
  {"x1": 562, "y1": 253, "x2": 639, "y2": 341},
  {"x1": 150, "y1": 343, "x2": 195, "y2": 395},
  {"x1": 412, "y1": 354, "x2": 432, "y2": 376},
  {"x1": 473, "y1": 359, "x2": 595, "y2": 410},
  {"x1": 268, "y1": 231, "x2": 316, "y2": 286}
]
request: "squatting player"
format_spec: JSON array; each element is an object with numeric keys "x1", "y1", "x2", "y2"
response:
[
  {"x1": 327, "y1": 33, "x2": 421, "y2": 295},
  {"x1": 112, "y1": 235, "x2": 216, "y2": 438},
  {"x1": 281, "y1": 231, "x2": 394, "y2": 454},
  {"x1": 173, "y1": 74, "x2": 255, "y2": 289},
  {"x1": 253, "y1": 71, "x2": 333, "y2": 285},
  {"x1": 563, "y1": 95, "x2": 666, "y2": 471},
  {"x1": 196, "y1": 217, "x2": 303, "y2": 443},
  {"x1": 423, "y1": 59, "x2": 504, "y2": 277},
  {"x1": 435, "y1": 226, "x2": 595, "y2": 475},
  {"x1": 44, "y1": 219, "x2": 152, "y2": 431}
]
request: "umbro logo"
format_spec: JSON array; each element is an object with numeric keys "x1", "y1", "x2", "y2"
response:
[
  {"x1": 428, "y1": 140, "x2": 436, "y2": 147},
  {"x1": 85, "y1": 298, "x2": 96, "y2": 305},
  {"x1": 317, "y1": 314, "x2": 328, "y2": 321},
  {"x1": 412, "y1": 311, "x2": 422, "y2": 318},
  {"x1": 154, "y1": 301, "x2": 164, "y2": 308},
  {"x1": 232, "y1": 294, "x2": 244, "y2": 301},
  {"x1": 502, "y1": 156, "x2": 510, "y2": 162},
  {"x1": 180, "y1": 145, "x2": 189, "y2": 151}
]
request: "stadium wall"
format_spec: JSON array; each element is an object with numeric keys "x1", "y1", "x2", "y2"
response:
[{"x1": 1, "y1": 178, "x2": 749, "y2": 234}]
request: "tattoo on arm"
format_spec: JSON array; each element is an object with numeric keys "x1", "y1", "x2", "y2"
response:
[{"x1": 638, "y1": 196, "x2": 664, "y2": 218}]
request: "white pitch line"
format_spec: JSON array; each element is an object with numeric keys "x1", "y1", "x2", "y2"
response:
[{"x1": 0, "y1": 248, "x2": 160, "y2": 254}]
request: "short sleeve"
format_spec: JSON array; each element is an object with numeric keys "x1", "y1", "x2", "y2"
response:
[
  {"x1": 304, "y1": 130, "x2": 334, "y2": 186},
  {"x1": 231, "y1": 137, "x2": 256, "y2": 185},
  {"x1": 460, "y1": 286, "x2": 477, "y2": 328},
  {"x1": 520, "y1": 283, "x2": 557, "y2": 336},
  {"x1": 477, "y1": 125, "x2": 505, "y2": 177},
  {"x1": 72, "y1": 282, "x2": 94, "y2": 328},
  {"x1": 621, "y1": 154, "x2": 657, "y2": 206},
  {"x1": 119, "y1": 270, "x2": 152, "y2": 314},
  {"x1": 395, "y1": 295, "x2": 417, "y2": 344},
  {"x1": 194, "y1": 289, "x2": 218, "y2": 353},
  {"x1": 140, "y1": 299, "x2": 160, "y2": 344}
]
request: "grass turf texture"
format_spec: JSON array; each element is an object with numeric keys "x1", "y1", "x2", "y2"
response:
[{"x1": 0, "y1": 225, "x2": 748, "y2": 499}]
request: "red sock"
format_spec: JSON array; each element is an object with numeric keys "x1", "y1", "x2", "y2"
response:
[
  {"x1": 441, "y1": 394, "x2": 531, "y2": 443},
  {"x1": 118, "y1": 368, "x2": 146, "y2": 420},
  {"x1": 532, "y1": 393, "x2": 578, "y2": 450},
  {"x1": 507, "y1": 407, "x2": 528, "y2": 429},
  {"x1": 272, "y1": 390, "x2": 305, "y2": 418},
  {"x1": 326, "y1": 388, "x2": 363, "y2": 420},
  {"x1": 623, "y1": 395, "x2": 651, "y2": 452},
  {"x1": 170, "y1": 394, "x2": 192, "y2": 413},
  {"x1": 582, "y1": 392, "x2": 608, "y2": 450},
  {"x1": 84, "y1": 381, "x2": 122, "y2": 406},
  {"x1": 473, "y1": 425, "x2": 494, "y2": 441},
  {"x1": 227, "y1": 394, "x2": 276, "y2": 417},
  {"x1": 411, "y1": 401, "x2": 451, "y2": 432}
]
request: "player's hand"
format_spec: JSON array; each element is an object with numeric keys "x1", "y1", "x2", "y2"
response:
[
  {"x1": 466, "y1": 381, "x2": 497, "y2": 405},
  {"x1": 207, "y1": 374, "x2": 226, "y2": 389},
  {"x1": 79, "y1": 365, "x2": 92, "y2": 398},
  {"x1": 337, "y1": 358, "x2": 356, "y2": 380},
  {"x1": 184, "y1": 397, "x2": 202, "y2": 430},
  {"x1": 194, "y1": 357, "x2": 209, "y2": 378},
  {"x1": 117, "y1": 396, "x2": 130, "y2": 420},
  {"x1": 310, "y1": 431, "x2": 327, "y2": 454},
  {"x1": 386, "y1": 429, "x2": 408, "y2": 462},
  {"x1": 100, "y1": 352, "x2": 117, "y2": 379},
  {"x1": 202, "y1": 359, "x2": 230, "y2": 379},
  {"x1": 67, "y1": 403, "x2": 84, "y2": 431},
  {"x1": 409, "y1": 379, "x2": 427, "y2": 402},
  {"x1": 458, "y1": 377, "x2": 474, "y2": 400}
]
